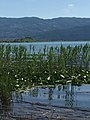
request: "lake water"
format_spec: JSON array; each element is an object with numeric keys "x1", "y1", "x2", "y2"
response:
[
  {"x1": 13, "y1": 84, "x2": 90, "y2": 110},
  {"x1": 1, "y1": 41, "x2": 90, "y2": 47},
  {"x1": 0, "y1": 84, "x2": 90, "y2": 112},
  {"x1": 1, "y1": 41, "x2": 90, "y2": 54},
  {"x1": 0, "y1": 84, "x2": 89, "y2": 119}
]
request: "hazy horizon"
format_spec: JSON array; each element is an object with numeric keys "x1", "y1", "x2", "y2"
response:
[{"x1": 1, "y1": 16, "x2": 90, "y2": 19}]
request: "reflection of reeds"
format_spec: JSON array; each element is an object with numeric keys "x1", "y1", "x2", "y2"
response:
[{"x1": 0, "y1": 44, "x2": 90, "y2": 108}]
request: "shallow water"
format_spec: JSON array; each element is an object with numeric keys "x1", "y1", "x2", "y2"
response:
[
  {"x1": 12, "y1": 84, "x2": 90, "y2": 110},
  {"x1": 0, "y1": 84, "x2": 90, "y2": 120}
]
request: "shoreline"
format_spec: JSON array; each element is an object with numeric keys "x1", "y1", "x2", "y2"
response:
[
  {"x1": 0, "y1": 40, "x2": 90, "y2": 43},
  {"x1": 1, "y1": 102, "x2": 90, "y2": 120}
]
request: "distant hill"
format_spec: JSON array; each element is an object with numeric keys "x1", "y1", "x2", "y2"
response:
[
  {"x1": 0, "y1": 17, "x2": 90, "y2": 41},
  {"x1": 34, "y1": 25, "x2": 90, "y2": 41}
]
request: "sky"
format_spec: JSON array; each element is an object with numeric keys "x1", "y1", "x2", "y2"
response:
[{"x1": 0, "y1": 0, "x2": 90, "y2": 19}]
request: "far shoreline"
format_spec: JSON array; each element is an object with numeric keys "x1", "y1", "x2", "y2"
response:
[{"x1": 0, "y1": 39, "x2": 90, "y2": 43}]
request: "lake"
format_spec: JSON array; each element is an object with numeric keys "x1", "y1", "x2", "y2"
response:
[
  {"x1": 0, "y1": 41, "x2": 90, "y2": 119},
  {"x1": 1, "y1": 41, "x2": 90, "y2": 48},
  {"x1": 1, "y1": 41, "x2": 90, "y2": 54},
  {"x1": 1, "y1": 84, "x2": 90, "y2": 119},
  {"x1": 13, "y1": 84, "x2": 90, "y2": 109}
]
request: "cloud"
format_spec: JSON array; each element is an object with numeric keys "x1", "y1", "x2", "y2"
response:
[
  {"x1": 67, "y1": 4, "x2": 74, "y2": 8},
  {"x1": 63, "y1": 3, "x2": 74, "y2": 15}
]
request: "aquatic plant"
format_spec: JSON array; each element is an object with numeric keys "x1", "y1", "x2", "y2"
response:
[{"x1": 0, "y1": 43, "x2": 90, "y2": 109}]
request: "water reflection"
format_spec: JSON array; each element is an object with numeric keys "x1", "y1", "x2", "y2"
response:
[
  {"x1": 64, "y1": 85, "x2": 75, "y2": 107},
  {"x1": 0, "y1": 84, "x2": 90, "y2": 115},
  {"x1": 13, "y1": 84, "x2": 90, "y2": 109}
]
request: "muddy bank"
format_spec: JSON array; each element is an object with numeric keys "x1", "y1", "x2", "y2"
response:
[{"x1": 0, "y1": 101, "x2": 90, "y2": 120}]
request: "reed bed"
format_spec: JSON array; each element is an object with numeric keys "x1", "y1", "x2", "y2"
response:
[{"x1": 0, "y1": 44, "x2": 90, "y2": 105}]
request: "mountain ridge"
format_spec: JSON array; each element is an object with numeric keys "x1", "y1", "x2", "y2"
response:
[
  {"x1": 0, "y1": 17, "x2": 90, "y2": 41},
  {"x1": 34, "y1": 25, "x2": 90, "y2": 41}
]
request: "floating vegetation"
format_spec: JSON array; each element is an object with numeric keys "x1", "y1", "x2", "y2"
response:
[{"x1": 0, "y1": 44, "x2": 90, "y2": 108}]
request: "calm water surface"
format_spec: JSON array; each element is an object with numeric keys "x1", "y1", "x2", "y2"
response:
[
  {"x1": 12, "y1": 84, "x2": 90, "y2": 110},
  {"x1": 1, "y1": 41, "x2": 90, "y2": 47},
  {"x1": 0, "y1": 84, "x2": 90, "y2": 119},
  {"x1": 1, "y1": 41, "x2": 90, "y2": 54}
]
